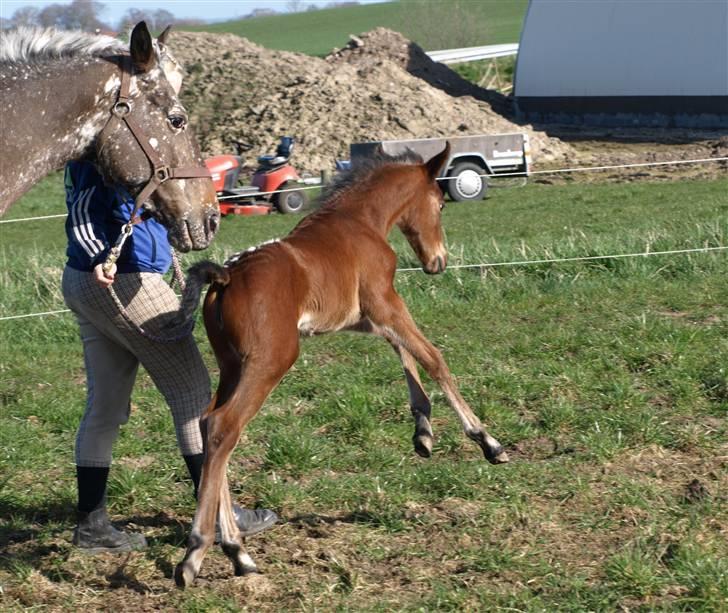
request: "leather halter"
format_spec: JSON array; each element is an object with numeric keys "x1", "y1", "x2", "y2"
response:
[{"x1": 106, "y1": 57, "x2": 211, "y2": 223}]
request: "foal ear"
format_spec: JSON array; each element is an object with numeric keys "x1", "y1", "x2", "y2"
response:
[
  {"x1": 130, "y1": 21, "x2": 156, "y2": 73},
  {"x1": 425, "y1": 142, "x2": 451, "y2": 180},
  {"x1": 157, "y1": 25, "x2": 173, "y2": 48}
]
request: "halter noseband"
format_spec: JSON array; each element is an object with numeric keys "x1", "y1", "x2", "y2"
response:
[{"x1": 107, "y1": 56, "x2": 211, "y2": 223}]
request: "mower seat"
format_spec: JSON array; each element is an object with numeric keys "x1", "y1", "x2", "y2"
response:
[
  {"x1": 257, "y1": 136, "x2": 295, "y2": 169},
  {"x1": 257, "y1": 154, "x2": 289, "y2": 168}
]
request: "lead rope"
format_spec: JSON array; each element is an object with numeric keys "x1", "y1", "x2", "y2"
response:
[
  {"x1": 103, "y1": 223, "x2": 196, "y2": 343},
  {"x1": 170, "y1": 248, "x2": 186, "y2": 292}
]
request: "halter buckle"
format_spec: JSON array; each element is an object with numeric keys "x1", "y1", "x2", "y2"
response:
[{"x1": 155, "y1": 166, "x2": 171, "y2": 183}]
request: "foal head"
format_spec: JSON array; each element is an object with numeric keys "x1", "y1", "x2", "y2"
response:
[
  {"x1": 396, "y1": 143, "x2": 451, "y2": 274},
  {"x1": 95, "y1": 23, "x2": 218, "y2": 251}
]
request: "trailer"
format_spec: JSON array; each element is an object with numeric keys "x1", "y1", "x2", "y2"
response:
[{"x1": 350, "y1": 133, "x2": 530, "y2": 201}]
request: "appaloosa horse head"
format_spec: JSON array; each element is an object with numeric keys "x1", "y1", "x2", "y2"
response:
[{"x1": 0, "y1": 22, "x2": 219, "y2": 251}]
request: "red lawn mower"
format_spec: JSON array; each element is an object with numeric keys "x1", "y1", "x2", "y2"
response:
[{"x1": 205, "y1": 136, "x2": 311, "y2": 216}]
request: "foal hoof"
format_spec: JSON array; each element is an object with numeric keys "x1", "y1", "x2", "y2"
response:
[
  {"x1": 413, "y1": 434, "x2": 433, "y2": 458},
  {"x1": 222, "y1": 545, "x2": 259, "y2": 577},
  {"x1": 468, "y1": 430, "x2": 510, "y2": 465},
  {"x1": 174, "y1": 562, "x2": 197, "y2": 589},
  {"x1": 233, "y1": 559, "x2": 259, "y2": 577},
  {"x1": 487, "y1": 448, "x2": 510, "y2": 464}
]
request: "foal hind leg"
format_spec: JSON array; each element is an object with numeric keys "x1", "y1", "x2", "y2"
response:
[
  {"x1": 391, "y1": 344, "x2": 434, "y2": 458},
  {"x1": 175, "y1": 396, "x2": 239, "y2": 587},
  {"x1": 218, "y1": 471, "x2": 257, "y2": 576},
  {"x1": 370, "y1": 293, "x2": 508, "y2": 464},
  {"x1": 175, "y1": 349, "x2": 298, "y2": 587}
]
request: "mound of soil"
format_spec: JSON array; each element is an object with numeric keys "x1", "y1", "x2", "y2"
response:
[
  {"x1": 170, "y1": 29, "x2": 574, "y2": 174},
  {"x1": 326, "y1": 27, "x2": 511, "y2": 114}
]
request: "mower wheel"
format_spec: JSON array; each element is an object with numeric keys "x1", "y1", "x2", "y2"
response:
[{"x1": 274, "y1": 182, "x2": 308, "y2": 214}]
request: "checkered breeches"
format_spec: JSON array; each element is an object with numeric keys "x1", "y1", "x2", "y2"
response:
[{"x1": 62, "y1": 266, "x2": 210, "y2": 467}]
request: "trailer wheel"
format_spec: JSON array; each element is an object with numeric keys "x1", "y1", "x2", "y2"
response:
[
  {"x1": 447, "y1": 162, "x2": 488, "y2": 201},
  {"x1": 274, "y1": 182, "x2": 308, "y2": 214}
]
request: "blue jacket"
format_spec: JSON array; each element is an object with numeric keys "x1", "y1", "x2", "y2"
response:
[{"x1": 64, "y1": 161, "x2": 172, "y2": 274}]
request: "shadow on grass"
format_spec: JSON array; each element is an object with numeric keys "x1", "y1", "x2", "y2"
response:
[
  {"x1": 0, "y1": 498, "x2": 74, "y2": 548},
  {"x1": 288, "y1": 509, "x2": 400, "y2": 528},
  {"x1": 0, "y1": 498, "x2": 189, "y2": 589}
]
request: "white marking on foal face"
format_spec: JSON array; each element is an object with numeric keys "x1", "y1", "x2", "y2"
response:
[
  {"x1": 297, "y1": 312, "x2": 316, "y2": 336},
  {"x1": 149, "y1": 137, "x2": 159, "y2": 149}
]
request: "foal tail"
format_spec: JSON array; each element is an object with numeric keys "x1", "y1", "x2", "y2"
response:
[{"x1": 177, "y1": 261, "x2": 231, "y2": 323}]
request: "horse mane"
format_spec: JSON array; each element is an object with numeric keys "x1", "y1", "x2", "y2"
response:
[
  {"x1": 320, "y1": 147, "x2": 423, "y2": 206},
  {"x1": 0, "y1": 27, "x2": 127, "y2": 64}
]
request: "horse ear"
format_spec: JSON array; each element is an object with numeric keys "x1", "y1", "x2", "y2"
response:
[
  {"x1": 157, "y1": 25, "x2": 173, "y2": 48},
  {"x1": 425, "y1": 142, "x2": 451, "y2": 180},
  {"x1": 130, "y1": 21, "x2": 156, "y2": 72}
]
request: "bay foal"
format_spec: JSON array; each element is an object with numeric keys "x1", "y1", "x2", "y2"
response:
[{"x1": 174, "y1": 143, "x2": 509, "y2": 587}]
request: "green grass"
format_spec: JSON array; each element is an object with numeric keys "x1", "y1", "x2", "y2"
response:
[
  {"x1": 452, "y1": 55, "x2": 516, "y2": 92},
  {"x1": 185, "y1": 0, "x2": 528, "y2": 56},
  {"x1": 1, "y1": 173, "x2": 727, "y2": 611}
]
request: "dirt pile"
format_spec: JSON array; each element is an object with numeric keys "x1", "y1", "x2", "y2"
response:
[
  {"x1": 169, "y1": 29, "x2": 574, "y2": 174},
  {"x1": 326, "y1": 27, "x2": 511, "y2": 113}
]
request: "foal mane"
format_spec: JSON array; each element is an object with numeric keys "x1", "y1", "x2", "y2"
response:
[
  {"x1": 0, "y1": 27, "x2": 127, "y2": 64},
  {"x1": 285, "y1": 148, "x2": 425, "y2": 235},
  {"x1": 320, "y1": 148, "x2": 423, "y2": 206}
]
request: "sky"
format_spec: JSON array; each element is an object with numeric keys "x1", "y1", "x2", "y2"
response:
[{"x1": 1, "y1": 1, "x2": 385, "y2": 26}]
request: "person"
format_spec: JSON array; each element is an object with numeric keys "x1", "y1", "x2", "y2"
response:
[{"x1": 61, "y1": 159, "x2": 277, "y2": 552}]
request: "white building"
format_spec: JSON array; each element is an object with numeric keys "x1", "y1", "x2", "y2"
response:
[{"x1": 514, "y1": 0, "x2": 728, "y2": 127}]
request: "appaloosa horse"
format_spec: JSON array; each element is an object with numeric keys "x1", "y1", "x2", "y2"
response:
[
  {"x1": 174, "y1": 143, "x2": 509, "y2": 587},
  {"x1": 0, "y1": 22, "x2": 218, "y2": 251}
]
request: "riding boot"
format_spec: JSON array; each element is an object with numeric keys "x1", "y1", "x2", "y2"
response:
[
  {"x1": 183, "y1": 453, "x2": 279, "y2": 537},
  {"x1": 72, "y1": 466, "x2": 147, "y2": 553},
  {"x1": 231, "y1": 504, "x2": 279, "y2": 537}
]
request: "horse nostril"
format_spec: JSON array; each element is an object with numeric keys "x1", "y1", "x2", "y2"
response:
[
  {"x1": 207, "y1": 211, "x2": 220, "y2": 235},
  {"x1": 431, "y1": 255, "x2": 446, "y2": 274}
]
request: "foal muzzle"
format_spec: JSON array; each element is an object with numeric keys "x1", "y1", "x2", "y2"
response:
[{"x1": 424, "y1": 254, "x2": 447, "y2": 275}]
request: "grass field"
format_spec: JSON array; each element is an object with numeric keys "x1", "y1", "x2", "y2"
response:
[
  {"x1": 185, "y1": 0, "x2": 528, "y2": 56},
  {"x1": 1, "y1": 173, "x2": 727, "y2": 611}
]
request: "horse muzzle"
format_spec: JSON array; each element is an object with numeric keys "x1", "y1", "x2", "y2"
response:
[
  {"x1": 424, "y1": 254, "x2": 447, "y2": 275},
  {"x1": 166, "y1": 206, "x2": 220, "y2": 252}
]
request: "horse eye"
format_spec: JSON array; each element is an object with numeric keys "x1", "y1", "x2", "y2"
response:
[{"x1": 168, "y1": 114, "x2": 187, "y2": 130}]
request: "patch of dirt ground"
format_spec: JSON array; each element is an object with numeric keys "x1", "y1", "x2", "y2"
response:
[{"x1": 2, "y1": 443, "x2": 725, "y2": 611}]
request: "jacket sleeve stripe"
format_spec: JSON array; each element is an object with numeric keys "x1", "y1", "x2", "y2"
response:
[
  {"x1": 71, "y1": 188, "x2": 101, "y2": 259},
  {"x1": 80, "y1": 188, "x2": 105, "y2": 253}
]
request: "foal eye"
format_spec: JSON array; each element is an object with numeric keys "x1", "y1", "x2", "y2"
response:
[{"x1": 168, "y1": 114, "x2": 187, "y2": 130}]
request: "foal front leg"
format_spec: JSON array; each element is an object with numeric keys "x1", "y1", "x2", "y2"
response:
[
  {"x1": 349, "y1": 320, "x2": 434, "y2": 457},
  {"x1": 371, "y1": 294, "x2": 509, "y2": 464},
  {"x1": 392, "y1": 344, "x2": 434, "y2": 458}
]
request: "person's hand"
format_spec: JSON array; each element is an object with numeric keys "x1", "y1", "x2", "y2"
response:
[{"x1": 93, "y1": 262, "x2": 116, "y2": 288}]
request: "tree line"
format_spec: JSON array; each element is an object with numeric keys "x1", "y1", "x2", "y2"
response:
[{"x1": 1, "y1": 0, "x2": 361, "y2": 32}]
